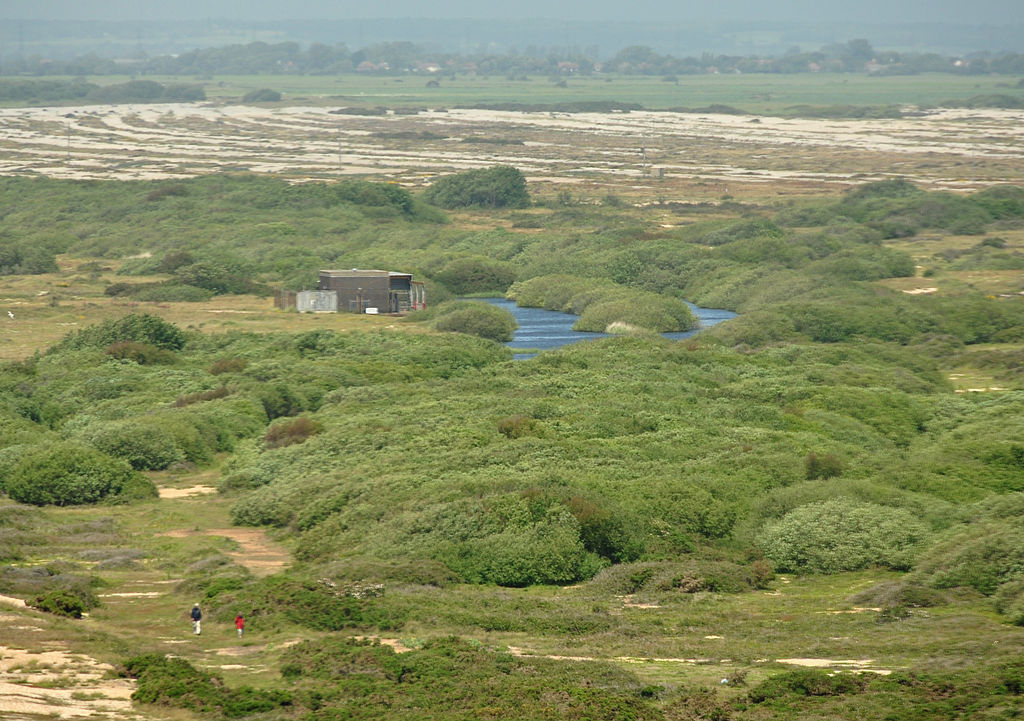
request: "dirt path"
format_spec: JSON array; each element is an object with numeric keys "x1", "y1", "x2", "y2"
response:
[{"x1": 157, "y1": 527, "x2": 290, "y2": 577}]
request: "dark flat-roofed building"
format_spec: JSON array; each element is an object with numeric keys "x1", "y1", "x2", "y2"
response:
[{"x1": 317, "y1": 269, "x2": 426, "y2": 314}]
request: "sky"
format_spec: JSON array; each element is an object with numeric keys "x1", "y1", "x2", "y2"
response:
[{"x1": 2, "y1": 0, "x2": 1022, "y2": 24}]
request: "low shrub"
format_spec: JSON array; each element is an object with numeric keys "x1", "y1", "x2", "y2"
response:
[
  {"x1": 209, "y1": 357, "x2": 248, "y2": 375},
  {"x1": 145, "y1": 184, "x2": 187, "y2": 202},
  {"x1": 173, "y1": 262, "x2": 266, "y2": 296},
  {"x1": 103, "y1": 281, "x2": 146, "y2": 297},
  {"x1": 78, "y1": 421, "x2": 183, "y2": 470},
  {"x1": 104, "y1": 341, "x2": 177, "y2": 365},
  {"x1": 30, "y1": 589, "x2": 89, "y2": 618},
  {"x1": 257, "y1": 383, "x2": 306, "y2": 420},
  {"x1": 278, "y1": 636, "x2": 655, "y2": 719},
  {"x1": 423, "y1": 165, "x2": 530, "y2": 209},
  {"x1": 508, "y1": 274, "x2": 696, "y2": 332},
  {"x1": 443, "y1": 506, "x2": 602, "y2": 587},
  {"x1": 431, "y1": 301, "x2": 518, "y2": 342},
  {"x1": 757, "y1": 498, "x2": 929, "y2": 573},
  {"x1": 121, "y1": 654, "x2": 292, "y2": 718},
  {"x1": 264, "y1": 416, "x2": 322, "y2": 449},
  {"x1": 174, "y1": 386, "x2": 230, "y2": 407},
  {"x1": 574, "y1": 295, "x2": 694, "y2": 332},
  {"x1": 221, "y1": 575, "x2": 404, "y2": 631},
  {"x1": 914, "y1": 516, "x2": 1024, "y2": 603},
  {"x1": 749, "y1": 669, "x2": 867, "y2": 703},
  {"x1": 242, "y1": 88, "x2": 282, "y2": 103},
  {"x1": 52, "y1": 314, "x2": 186, "y2": 353},
  {"x1": 4, "y1": 442, "x2": 149, "y2": 506},
  {"x1": 497, "y1": 414, "x2": 538, "y2": 439},
  {"x1": 433, "y1": 256, "x2": 518, "y2": 294},
  {"x1": 849, "y1": 580, "x2": 948, "y2": 610},
  {"x1": 155, "y1": 250, "x2": 195, "y2": 272},
  {"x1": 0, "y1": 564, "x2": 100, "y2": 611},
  {"x1": 0, "y1": 242, "x2": 58, "y2": 275},
  {"x1": 805, "y1": 451, "x2": 843, "y2": 479}
]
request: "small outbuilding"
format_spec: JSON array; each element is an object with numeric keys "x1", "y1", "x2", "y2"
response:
[
  {"x1": 318, "y1": 269, "x2": 425, "y2": 314},
  {"x1": 275, "y1": 268, "x2": 425, "y2": 314}
]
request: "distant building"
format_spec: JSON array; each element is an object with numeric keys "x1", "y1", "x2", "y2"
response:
[{"x1": 275, "y1": 269, "x2": 425, "y2": 314}]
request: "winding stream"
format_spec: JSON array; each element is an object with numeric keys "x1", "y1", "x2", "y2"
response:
[{"x1": 483, "y1": 298, "x2": 737, "y2": 359}]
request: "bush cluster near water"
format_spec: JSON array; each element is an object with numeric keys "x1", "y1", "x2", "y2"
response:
[
  {"x1": 508, "y1": 274, "x2": 696, "y2": 332},
  {"x1": 408, "y1": 300, "x2": 518, "y2": 342}
]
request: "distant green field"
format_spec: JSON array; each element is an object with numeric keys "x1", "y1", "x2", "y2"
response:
[{"x1": 10, "y1": 71, "x2": 1023, "y2": 112}]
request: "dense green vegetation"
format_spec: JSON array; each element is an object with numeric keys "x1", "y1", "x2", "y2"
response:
[
  {"x1": 508, "y1": 274, "x2": 697, "y2": 332},
  {"x1": 10, "y1": 173, "x2": 1022, "y2": 340},
  {"x1": 412, "y1": 300, "x2": 519, "y2": 342},
  {"x1": 1, "y1": 171, "x2": 1023, "y2": 718},
  {"x1": 423, "y1": 165, "x2": 531, "y2": 210},
  {"x1": 0, "y1": 78, "x2": 205, "y2": 105}
]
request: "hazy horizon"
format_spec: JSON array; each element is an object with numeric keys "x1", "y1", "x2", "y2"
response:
[
  {"x1": 2, "y1": 1, "x2": 1023, "y2": 61},
  {"x1": 3, "y1": 0, "x2": 1022, "y2": 24}
]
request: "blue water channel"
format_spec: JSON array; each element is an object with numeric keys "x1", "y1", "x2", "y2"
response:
[{"x1": 482, "y1": 298, "x2": 737, "y2": 360}]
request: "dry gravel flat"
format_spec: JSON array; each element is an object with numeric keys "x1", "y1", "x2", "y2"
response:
[{"x1": 1, "y1": 103, "x2": 1022, "y2": 195}]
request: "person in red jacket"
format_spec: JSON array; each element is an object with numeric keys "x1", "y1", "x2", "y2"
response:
[{"x1": 235, "y1": 614, "x2": 245, "y2": 638}]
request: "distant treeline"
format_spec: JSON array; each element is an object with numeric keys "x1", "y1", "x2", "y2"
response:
[
  {"x1": 0, "y1": 78, "x2": 205, "y2": 105},
  {"x1": 5, "y1": 38, "x2": 1024, "y2": 79}
]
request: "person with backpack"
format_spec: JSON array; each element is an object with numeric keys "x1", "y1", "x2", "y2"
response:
[{"x1": 190, "y1": 603, "x2": 202, "y2": 635}]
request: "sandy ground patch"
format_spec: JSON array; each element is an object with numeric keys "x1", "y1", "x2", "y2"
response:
[
  {"x1": 776, "y1": 657, "x2": 892, "y2": 674},
  {"x1": 353, "y1": 636, "x2": 415, "y2": 653},
  {"x1": 158, "y1": 485, "x2": 218, "y2": 499},
  {"x1": 507, "y1": 646, "x2": 721, "y2": 665},
  {"x1": 214, "y1": 646, "x2": 261, "y2": 657},
  {"x1": 0, "y1": 645, "x2": 136, "y2": 720},
  {"x1": 0, "y1": 594, "x2": 27, "y2": 608},
  {"x1": 619, "y1": 594, "x2": 661, "y2": 609},
  {"x1": 821, "y1": 607, "x2": 882, "y2": 614}
]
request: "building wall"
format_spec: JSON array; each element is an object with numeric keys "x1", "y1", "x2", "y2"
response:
[
  {"x1": 315, "y1": 270, "x2": 425, "y2": 313},
  {"x1": 296, "y1": 290, "x2": 338, "y2": 312},
  {"x1": 274, "y1": 288, "x2": 298, "y2": 310}
]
